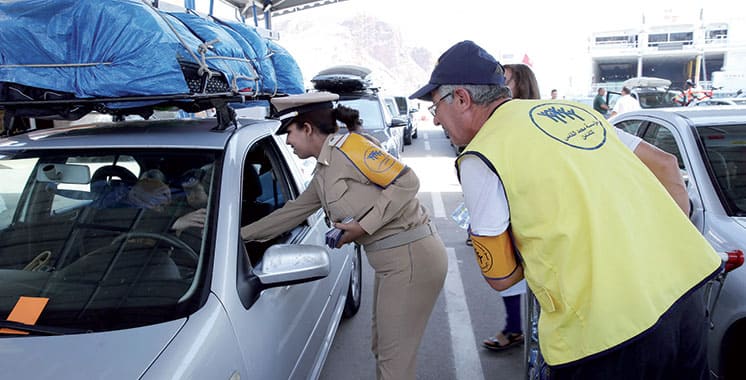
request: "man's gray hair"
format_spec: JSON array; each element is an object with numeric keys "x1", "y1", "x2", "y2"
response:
[{"x1": 438, "y1": 84, "x2": 511, "y2": 105}]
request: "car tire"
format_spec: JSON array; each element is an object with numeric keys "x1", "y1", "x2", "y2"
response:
[
  {"x1": 403, "y1": 127, "x2": 413, "y2": 146},
  {"x1": 722, "y1": 321, "x2": 746, "y2": 379},
  {"x1": 342, "y1": 245, "x2": 362, "y2": 318},
  {"x1": 412, "y1": 128, "x2": 418, "y2": 139}
]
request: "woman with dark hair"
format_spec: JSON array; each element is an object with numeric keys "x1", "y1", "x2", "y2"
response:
[
  {"x1": 480, "y1": 63, "x2": 540, "y2": 352},
  {"x1": 504, "y1": 63, "x2": 541, "y2": 101},
  {"x1": 241, "y1": 92, "x2": 448, "y2": 380}
]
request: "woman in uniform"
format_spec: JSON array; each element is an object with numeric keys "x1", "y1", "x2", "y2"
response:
[{"x1": 240, "y1": 91, "x2": 448, "y2": 380}]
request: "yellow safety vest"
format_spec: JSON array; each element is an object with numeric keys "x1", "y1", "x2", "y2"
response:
[{"x1": 458, "y1": 99, "x2": 721, "y2": 365}]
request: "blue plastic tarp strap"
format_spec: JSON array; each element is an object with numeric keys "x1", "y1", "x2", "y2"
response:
[{"x1": 168, "y1": 12, "x2": 259, "y2": 93}]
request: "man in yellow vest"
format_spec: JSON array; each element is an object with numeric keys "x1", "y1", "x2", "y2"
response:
[{"x1": 411, "y1": 40, "x2": 721, "y2": 380}]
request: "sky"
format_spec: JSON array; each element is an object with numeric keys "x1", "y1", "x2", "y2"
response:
[{"x1": 166, "y1": 0, "x2": 746, "y2": 97}]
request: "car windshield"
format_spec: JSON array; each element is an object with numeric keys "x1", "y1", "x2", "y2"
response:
[
  {"x1": 338, "y1": 98, "x2": 386, "y2": 130},
  {"x1": 0, "y1": 149, "x2": 217, "y2": 334},
  {"x1": 697, "y1": 124, "x2": 746, "y2": 215}
]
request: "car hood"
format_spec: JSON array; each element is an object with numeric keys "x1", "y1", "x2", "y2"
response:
[{"x1": 0, "y1": 318, "x2": 185, "y2": 378}]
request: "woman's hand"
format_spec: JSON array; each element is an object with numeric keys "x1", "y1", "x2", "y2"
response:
[{"x1": 333, "y1": 220, "x2": 366, "y2": 248}]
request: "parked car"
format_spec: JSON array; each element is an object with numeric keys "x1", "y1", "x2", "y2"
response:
[
  {"x1": 607, "y1": 76, "x2": 686, "y2": 109},
  {"x1": 612, "y1": 106, "x2": 746, "y2": 379},
  {"x1": 690, "y1": 97, "x2": 746, "y2": 107},
  {"x1": 385, "y1": 95, "x2": 418, "y2": 146},
  {"x1": 311, "y1": 65, "x2": 406, "y2": 158},
  {"x1": 0, "y1": 114, "x2": 362, "y2": 379}
]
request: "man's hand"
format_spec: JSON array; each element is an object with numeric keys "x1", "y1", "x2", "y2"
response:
[
  {"x1": 172, "y1": 208, "x2": 206, "y2": 232},
  {"x1": 333, "y1": 220, "x2": 366, "y2": 248}
]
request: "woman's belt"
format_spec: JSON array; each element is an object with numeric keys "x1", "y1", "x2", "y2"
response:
[{"x1": 364, "y1": 222, "x2": 436, "y2": 252}]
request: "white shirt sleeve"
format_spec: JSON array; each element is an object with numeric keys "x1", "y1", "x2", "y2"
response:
[
  {"x1": 459, "y1": 155, "x2": 509, "y2": 236},
  {"x1": 615, "y1": 128, "x2": 642, "y2": 151}
]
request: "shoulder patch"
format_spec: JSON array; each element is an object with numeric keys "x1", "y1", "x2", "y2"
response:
[{"x1": 335, "y1": 133, "x2": 406, "y2": 188}]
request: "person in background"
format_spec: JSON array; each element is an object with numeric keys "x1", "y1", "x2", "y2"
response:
[
  {"x1": 171, "y1": 165, "x2": 211, "y2": 235},
  {"x1": 609, "y1": 86, "x2": 640, "y2": 117},
  {"x1": 480, "y1": 62, "x2": 539, "y2": 351},
  {"x1": 593, "y1": 87, "x2": 610, "y2": 117},
  {"x1": 411, "y1": 40, "x2": 721, "y2": 380},
  {"x1": 241, "y1": 92, "x2": 448, "y2": 380},
  {"x1": 550, "y1": 89, "x2": 558, "y2": 99}
]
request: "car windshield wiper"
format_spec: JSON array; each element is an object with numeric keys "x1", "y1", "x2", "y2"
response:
[{"x1": 0, "y1": 320, "x2": 90, "y2": 336}]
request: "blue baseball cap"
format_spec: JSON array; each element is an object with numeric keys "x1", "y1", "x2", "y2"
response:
[{"x1": 409, "y1": 40, "x2": 505, "y2": 101}]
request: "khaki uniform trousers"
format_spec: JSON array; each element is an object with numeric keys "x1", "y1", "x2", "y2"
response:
[{"x1": 365, "y1": 233, "x2": 448, "y2": 380}]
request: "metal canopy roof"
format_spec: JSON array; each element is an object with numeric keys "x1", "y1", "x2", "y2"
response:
[{"x1": 222, "y1": 0, "x2": 349, "y2": 17}]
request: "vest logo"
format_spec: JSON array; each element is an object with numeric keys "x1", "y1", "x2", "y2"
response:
[
  {"x1": 363, "y1": 147, "x2": 396, "y2": 173},
  {"x1": 529, "y1": 103, "x2": 607, "y2": 150}
]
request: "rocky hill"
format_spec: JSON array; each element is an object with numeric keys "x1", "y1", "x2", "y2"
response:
[{"x1": 273, "y1": 13, "x2": 434, "y2": 96}]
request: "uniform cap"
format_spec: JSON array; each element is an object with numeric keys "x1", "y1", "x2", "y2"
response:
[{"x1": 270, "y1": 91, "x2": 340, "y2": 135}]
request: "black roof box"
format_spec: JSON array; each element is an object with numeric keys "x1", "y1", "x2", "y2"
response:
[{"x1": 311, "y1": 65, "x2": 374, "y2": 92}]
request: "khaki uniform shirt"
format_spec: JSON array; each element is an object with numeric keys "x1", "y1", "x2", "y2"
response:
[{"x1": 241, "y1": 134, "x2": 429, "y2": 247}]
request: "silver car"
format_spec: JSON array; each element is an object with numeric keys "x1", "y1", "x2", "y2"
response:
[
  {"x1": 0, "y1": 117, "x2": 362, "y2": 379},
  {"x1": 612, "y1": 106, "x2": 746, "y2": 379}
]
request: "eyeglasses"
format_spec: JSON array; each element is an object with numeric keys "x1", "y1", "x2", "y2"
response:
[{"x1": 428, "y1": 92, "x2": 453, "y2": 117}]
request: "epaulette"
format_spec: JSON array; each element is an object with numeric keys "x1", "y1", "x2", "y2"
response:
[{"x1": 331, "y1": 133, "x2": 406, "y2": 188}]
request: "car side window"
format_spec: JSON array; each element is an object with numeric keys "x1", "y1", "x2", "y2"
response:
[
  {"x1": 615, "y1": 120, "x2": 644, "y2": 136},
  {"x1": 241, "y1": 136, "x2": 304, "y2": 265},
  {"x1": 641, "y1": 123, "x2": 685, "y2": 169}
]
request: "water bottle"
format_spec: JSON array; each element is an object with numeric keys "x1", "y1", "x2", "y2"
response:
[{"x1": 450, "y1": 202, "x2": 470, "y2": 230}]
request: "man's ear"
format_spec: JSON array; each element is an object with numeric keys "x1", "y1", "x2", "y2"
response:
[{"x1": 453, "y1": 88, "x2": 470, "y2": 106}]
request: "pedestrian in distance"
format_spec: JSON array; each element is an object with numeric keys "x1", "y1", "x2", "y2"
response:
[
  {"x1": 240, "y1": 91, "x2": 448, "y2": 380},
  {"x1": 479, "y1": 62, "x2": 540, "y2": 352},
  {"x1": 410, "y1": 40, "x2": 721, "y2": 380},
  {"x1": 609, "y1": 86, "x2": 640, "y2": 117},
  {"x1": 593, "y1": 87, "x2": 610, "y2": 117},
  {"x1": 550, "y1": 88, "x2": 558, "y2": 99}
]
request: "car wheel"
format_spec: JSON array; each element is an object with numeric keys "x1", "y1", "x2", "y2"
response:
[
  {"x1": 342, "y1": 245, "x2": 362, "y2": 318},
  {"x1": 403, "y1": 127, "x2": 413, "y2": 146},
  {"x1": 412, "y1": 127, "x2": 418, "y2": 139},
  {"x1": 722, "y1": 321, "x2": 746, "y2": 379}
]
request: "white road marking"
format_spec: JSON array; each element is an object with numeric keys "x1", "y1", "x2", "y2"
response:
[
  {"x1": 424, "y1": 132, "x2": 429, "y2": 140},
  {"x1": 444, "y1": 247, "x2": 485, "y2": 380},
  {"x1": 430, "y1": 191, "x2": 446, "y2": 218},
  {"x1": 424, "y1": 141, "x2": 431, "y2": 151}
]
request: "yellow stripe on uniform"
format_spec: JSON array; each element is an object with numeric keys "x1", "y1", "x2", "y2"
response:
[
  {"x1": 470, "y1": 232, "x2": 518, "y2": 280},
  {"x1": 332, "y1": 133, "x2": 406, "y2": 188}
]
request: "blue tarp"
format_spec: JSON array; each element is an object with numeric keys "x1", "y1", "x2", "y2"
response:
[{"x1": 0, "y1": 0, "x2": 304, "y2": 101}]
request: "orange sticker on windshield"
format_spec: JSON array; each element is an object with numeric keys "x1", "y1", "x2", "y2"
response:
[{"x1": 0, "y1": 296, "x2": 49, "y2": 335}]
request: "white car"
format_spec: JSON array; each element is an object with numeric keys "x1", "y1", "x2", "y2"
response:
[
  {"x1": 690, "y1": 97, "x2": 746, "y2": 107},
  {"x1": 612, "y1": 106, "x2": 746, "y2": 379},
  {"x1": 0, "y1": 115, "x2": 362, "y2": 379}
]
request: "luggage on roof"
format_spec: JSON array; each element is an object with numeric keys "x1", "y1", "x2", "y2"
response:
[{"x1": 0, "y1": 0, "x2": 304, "y2": 117}]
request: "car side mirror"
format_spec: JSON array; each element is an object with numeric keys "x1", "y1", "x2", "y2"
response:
[
  {"x1": 390, "y1": 117, "x2": 407, "y2": 128},
  {"x1": 252, "y1": 244, "x2": 330, "y2": 288}
]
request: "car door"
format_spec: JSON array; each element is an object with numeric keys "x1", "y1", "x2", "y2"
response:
[
  {"x1": 230, "y1": 134, "x2": 345, "y2": 379},
  {"x1": 632, "y1": 119, "x2": 706, "y2": 231}
]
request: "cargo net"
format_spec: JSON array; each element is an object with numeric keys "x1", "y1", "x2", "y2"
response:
[{"x1": 180, "y1": 61, "x2": 232, "y2": 94}]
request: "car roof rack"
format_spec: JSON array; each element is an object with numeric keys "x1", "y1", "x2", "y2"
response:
[{"x1": 0, "y1": 92, "x2": 269, "y2": 136}]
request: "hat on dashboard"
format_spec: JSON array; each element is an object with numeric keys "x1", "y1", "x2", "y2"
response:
[
  {"x1": 409, "y1": 40, "x2": 505, "y2": 101},
  {"x1": 270, "y1": 91, "x2": 340, "y2": 135}
]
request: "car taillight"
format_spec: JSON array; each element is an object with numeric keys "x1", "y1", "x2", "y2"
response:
[{"x1": 719, "y1": 250, "x2": 744, "y2": 273}]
